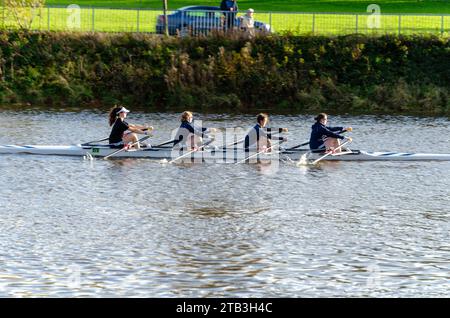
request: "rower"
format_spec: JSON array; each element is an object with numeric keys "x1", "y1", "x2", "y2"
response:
[
  {"x1": 244, "y1": 113, "x2": 287, "y2": 152},
  {"x1": 108, "y1": 106, "x2": 153, "y2": 150},
  {"x1": 173, "y1": 111, "x2": 216, "y2": 150},
  {"x1": 309, "y1": 113, "x2": 352, "y2": 153}
]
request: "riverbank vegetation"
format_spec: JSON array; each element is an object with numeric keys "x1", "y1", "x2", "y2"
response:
[{"x1": 0, "y1": 31, "x2": 449, "y2": 115}]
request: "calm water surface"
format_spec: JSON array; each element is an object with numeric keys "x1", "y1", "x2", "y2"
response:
[{"x1": 0, "y1": 109, "x2": 449, "y2": 297}]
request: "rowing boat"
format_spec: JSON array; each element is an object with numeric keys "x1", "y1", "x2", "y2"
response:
[{"x1": 2, "y1": 144, "x2": 450, "y2": 161}]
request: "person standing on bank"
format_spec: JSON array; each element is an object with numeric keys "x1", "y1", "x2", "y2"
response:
[
  {"x1": 239, "y1": 8, "x2": 255, "y2": 37},
  {"x1": 309, "y1": 113, "x2": 352, "y2": 153},
  {"x1": 108, "y1": 106, "x2": 153, "y2": 150},
  {"x1": 220, "y1": 0, "x2": 238, "y2": 30}
]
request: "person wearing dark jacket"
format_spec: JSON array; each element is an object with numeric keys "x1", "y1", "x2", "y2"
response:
[
  {"x1": 220, "y1": 0, "x2": 238, "y2": 30},
  {"x1": 309, "y1": 113, "x2": 352, "y2": 153}
]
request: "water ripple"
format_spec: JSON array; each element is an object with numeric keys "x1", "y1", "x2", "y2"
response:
[{"x1": 0, "y1": 111, "x2": 449, "y2": 297}]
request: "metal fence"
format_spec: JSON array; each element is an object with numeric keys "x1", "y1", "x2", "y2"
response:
[{"x1": 1, "y1": 5, "x2": 449, "y2": 36}]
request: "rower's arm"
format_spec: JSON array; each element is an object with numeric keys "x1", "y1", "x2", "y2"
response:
[
  {"x1": 328, "y1": 126, "x2": 344, "y2": 132},
  {"x1": 127, "y1": 126, "x2": 148, "y2": 135},
  {"x1": 323, "y1": 127, "x2": 345, "y2": 139},
  {"x1": 261, "y1": 128, "x2": 285, "y2": 141},
  {"x1": 129, "y1": 124, "x2": 153, "y2": 130},
  {"x1": 192, "y1": 125, "x2": 210, "y2": 138}
]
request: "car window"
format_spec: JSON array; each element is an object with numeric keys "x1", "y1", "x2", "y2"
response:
[
  {"x1": 186, "y1": 11, "x2": 206, "y2": 18},
  {"x1": 185, "y1": 11, "x2": 221, "y2": 18}
]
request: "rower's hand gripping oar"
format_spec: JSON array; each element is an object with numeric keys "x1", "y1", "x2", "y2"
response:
[
  {"x1": 311, "y1": 138, "x2": 352, "y2": 165},
  {"x1": 104, "y1": 134, "x2": 152, "y2": 160}
]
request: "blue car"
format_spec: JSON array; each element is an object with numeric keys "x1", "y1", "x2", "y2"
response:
[{"x1": 156, "y1": 6, "x2": 272, "y2": 35}]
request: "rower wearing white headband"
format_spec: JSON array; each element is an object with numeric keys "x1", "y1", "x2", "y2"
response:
[{"x1": 108, "y1": 106, "x2": 153, "y2": 150}]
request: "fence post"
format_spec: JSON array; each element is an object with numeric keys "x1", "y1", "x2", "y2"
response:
[
  {"x1": 137, "y1": 7, "x2": 140, "y2": 32},
  {"x1": 355, "y1": 13, "x2": 358, "y2": 33},
  {"x1": 2, "y1": 0, "x2": 5, "y2": 30},
  {"x1": 398, "y1": 14, "x2": 401, "y2": 35},
  {"x1": 312, "y1": 13, "x2": 315, "y2": 34},
  {"x1": 181, "y1": 10, "x2": 184, "y2": 34},
  {"x1": 47, "y1": 6, "x2": 50, "y2": 31},
  {"x1": 269, "y1": 12, "x2": 272, "y2": 32},
  {"x1": 39, "y1": 7, "x2": 42, "y2": 30},
  {"x1": 92, "y1": 6, "x2": 95, "y2": 32},
  {"x1": 441, "y1": 15, "x2": 444, "y2": 35},
  {"x1": 163, "y1": 0, "x2": 168, "y2": 36}
]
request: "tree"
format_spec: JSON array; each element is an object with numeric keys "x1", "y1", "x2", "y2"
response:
[{"x1": 5, "y1": 0, "x2": 46, "y2": 30}]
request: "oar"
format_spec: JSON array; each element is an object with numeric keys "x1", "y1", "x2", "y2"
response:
[
  {"x1": 168, "y1": 138, "x2": 215, "y2": 164},
  {"x1": 153, "y1": 139, "x2": 176, "y2": 148},
  {"x1": 104, "y1": 135, "x2": 151, "y2": 160},
  {"x1": 218, "y1": 127, "x2": 288, "y2": 150},
  {"x1": 312, "y1": 138, "x2": 352, "y2": 165},
  {"x1": 286, "y1": 141, "x2": 309, "y2": 150},
  {"x1": 217, "y1": 137, "x2": 245, "y2": 150},
  {"x1": 235, "y1": 140, "x2": 285, "y2": 165},
  {"x1": 81, "y1": 137, "x2": 109, "y2": 146},
  {"x1": 220, "y1": 131, "x2": 285, "y2": 150},
  {"x1": 81, "y1": 127, "x2": 153, "y2": 146}
]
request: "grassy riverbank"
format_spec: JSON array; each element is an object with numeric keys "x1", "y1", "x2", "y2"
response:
[
  {"x1": 0, "y1": 31, "x2": 449, "y2": 114},
  {"x1": 3, "y1": 5, "x2": 449, "y2": 35},
  {"x1": 45, "y1": 0, "x2": 450, "y2": 14}
]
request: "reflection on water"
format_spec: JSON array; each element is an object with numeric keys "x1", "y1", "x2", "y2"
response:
[{"x1": 0, "y1": 109, "x2": 450, "y2": 297}]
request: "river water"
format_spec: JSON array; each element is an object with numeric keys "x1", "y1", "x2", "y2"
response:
[{"x1": 0, "y1": 108, "x2": 449, "y2": 297}]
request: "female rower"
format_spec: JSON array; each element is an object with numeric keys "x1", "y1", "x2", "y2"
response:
[
  {"x1": 108, "y1": 106, "x2": 153, "y2": 150},
  {"x1": 244, "y1": 113, "x2": 287, "y2": 152},
  {"x1": 309, "y1": 113, "x2": 352, "y2": 153},
  {"x1": 173, "y1": 111, "x2": 216, "y2": 150}
]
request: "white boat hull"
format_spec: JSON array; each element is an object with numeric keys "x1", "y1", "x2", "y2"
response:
[{"x1": 2, "y1": 145, "x2": 450, "y2": 162}]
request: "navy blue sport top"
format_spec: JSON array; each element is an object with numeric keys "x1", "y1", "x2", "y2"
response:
[
  {"x1": 173, "y1": 121, "x2": 208, "y2": 147},
  {"x1": 309, "y1": 122, "x2": 344, "y2": 150},
  {"x1": 244, "y1": 124, "x2": 284, "y2": 150}
]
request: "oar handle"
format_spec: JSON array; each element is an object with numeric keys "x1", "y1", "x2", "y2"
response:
[
  {"x1": 168, "y1": 138, "x2": 215, "y2": 163},
  {"x1": 311, "y1": 139, "x2": 352, "y2": 165},
  {"x1": 235, "y1": 140, "x2": 285, "y2": 164},
  {"x1": 104, "y1": 135, "x2": 151, "y2": 160}
]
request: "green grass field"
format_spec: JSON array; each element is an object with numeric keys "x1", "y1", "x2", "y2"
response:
[
  {"x1": 44, "y1": 1, "x2": 450, "y2": 14},
  {"x1": 2, "y1": 1, "x2": 450, "y2": 34}
]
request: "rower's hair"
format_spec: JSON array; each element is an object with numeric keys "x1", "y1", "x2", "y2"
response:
[
  {"x1": 108, "y1": 105, "x2": 123, "y2": 126},
  {"x1": 181, "y1": 111, "x2": 193, "y2": 122},
  {"x1": 256, "y1": 113, "x2": 269, "y2": 124},
  {"x1": 315, "y1": 113, "x2": 327, "y2": 122}
]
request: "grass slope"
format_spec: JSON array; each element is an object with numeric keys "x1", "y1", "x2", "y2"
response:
[
  {"x1": 45, "y1": 1, "x2": 450, "y2": 14},
  {"x1": 3, "y1": 4, "x2": 449, "y2": 34}
]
